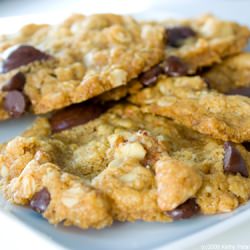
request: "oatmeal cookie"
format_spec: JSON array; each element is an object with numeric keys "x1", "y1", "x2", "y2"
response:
[
  {"x1": 98, "y1": 14, "x2": 250, "y2": 102},
  {"x1": 162, "y1": 14, "x2": 250, "y2": 73},
  {"x1": 1, "y1": 104, "x2": 250, "y2": 228},
  {"x1": 202, "y1": 53, "x2": 250, "y2": 95},
  {"x1": 129, "y1": 76, "x2": 250, "y2": 143},
  {"x1": 0, "y1": 14, "x2": 165, "y2": 119}
]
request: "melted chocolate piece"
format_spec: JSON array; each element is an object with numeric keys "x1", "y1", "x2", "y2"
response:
[
  {"x1": 226, "y1": 87, "x2": 250, "y2": 97},
  {"x1": 50, "y1": 102, "x2": 106, "y2": 133},
  {"x1": 139, "y1": 65, "x2": 163, "y2": 86},
  {"x1": 166, "y1": 198, "x2": 200, "y2": 220},
  {"x1": 30, "y1": 188, "x2": 51, "y2": 213},
  {"x1": 162, "y1": 56, "x2": 188, "y2": 77},
  {"x1": 166, "y1": 26, "x2": 196, "y2": 47},
  {"x1": 223, "y1": 142, "x2": 248, "y2": 177},
  {"x1": 2, "y1": 72, "x2": 26, "y2": 91},
  {"x1": 1, "y1": 45, "x2": 51, "y2": 73},
  {"x1": 3, "y1": 90, "x2": 27, "y2": 117}
]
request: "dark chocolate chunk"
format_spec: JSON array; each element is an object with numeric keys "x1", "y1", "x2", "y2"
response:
[
  {"x1": 242, "y1": 142, "x2": 250, "y2": 151},
  {"x1": 223, "y1": 142, "x2": 249, "y2": 177},
  {"x1": 162, "y1": 56, "x2": 188, "y2": 76},
  {"x1": 30, "y1": 188, "x2": 51, "y2": 213},
  {"x1": 3, "y1": 90, "x2": 27, "y2": 117},
  {"x1": 166, "y1": 198, "x2": 200, "y2": 220},
  {"x1": 226, "y1": 87, "x2": 250, "y2": 97},
  {"x1": 50, "y1": 102, "x2": 105, "y2": 133},
  {"x1": 139, "y1": 65, "x2": 163, "y2": 86},
  {"x1": 2, "y1": 72, "x2": 26, "y2": 91},
  {"x1": 166, "y1": 26, "x2": 196, "y2": 47},
  {"x1": 1, "y1": 45, "x2": 51, "y2": 73}
]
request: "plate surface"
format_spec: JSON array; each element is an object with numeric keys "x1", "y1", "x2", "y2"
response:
[{"x1": 0, "y1": 5, "x2": 250, "y2": 250}]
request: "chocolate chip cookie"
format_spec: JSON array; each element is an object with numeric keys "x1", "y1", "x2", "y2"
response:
[
  {"x1": 162, "y1": 14, "x2": 250, "y2": 73},
  {"x1": 1, "y1": 12, "x2": 250, "y2": 231},
  {"x1": 98, "y1": 14, "x2": 250, "y2": 103},
  {"x1": 0, "y1": 14, "x2": 165, "y2": 120},
  {"x1": 202, "y1": 53, "x2": 250, "y2": 95},
  {"x1": 1, "y1": 103, "x2": 250, "y2": 229},
  {"x1": 129, "y1": 76, "x2": 250, "y2": 143}
]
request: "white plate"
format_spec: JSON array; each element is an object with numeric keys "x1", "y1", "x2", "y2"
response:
[{"x1": 1, "y1": 4, "x2": 250, "y2": 250}]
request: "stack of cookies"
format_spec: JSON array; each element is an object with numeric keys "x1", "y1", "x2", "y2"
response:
[{"x1": 0, "y1": 13, "x2": 250, "y2": 229}]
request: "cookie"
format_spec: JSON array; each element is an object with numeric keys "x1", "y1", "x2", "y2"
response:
[
  {"x1": 162, "y1": 14, "x2": 250, "y2": 73},
  {"x1": 129, "y1": 76, "x2": 250, "y2": 143},
  {"x1": 98, "y1": 14, "x2": 250, "y2": 103},
  {"x1": 1, "y1": 103, "x2": 250, "y2": 228},
  {"x1": 0, "y1": 14, "x2": 165, "y2": 120},
  {"x1": 202, "y1": 53, "x2": 250, "y2": 95}
]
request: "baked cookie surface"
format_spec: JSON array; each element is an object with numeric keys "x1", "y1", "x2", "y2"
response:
[
  {"x1": 129, "y1": 76, "x2": 250, "y2": 143},
  {"x1": 0, "y1": 14, "x2": 165, "y2": 120},
  {"x1": 98, "y1": 14, "x2": 250, "y2": 102},
  {"x1": 202, "y1": 52, "x2": 250, "y2": 94},
  {"x1": 1, "y1": 103, "x2": 250, "y2": 228},
  {"x1": 162, "y1": 14, "x2": 250, "y2": 73}
]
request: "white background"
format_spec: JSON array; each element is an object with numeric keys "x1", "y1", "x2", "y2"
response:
[{"x1": 0, "y1": 1, "x2": 250, "y2": 249}]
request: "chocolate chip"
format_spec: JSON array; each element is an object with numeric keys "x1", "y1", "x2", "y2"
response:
[
  {"x1": 166, "y1": 198, "x2": 200, "y2": 220},
  {"x1": 226, "y1": 87, "x2": 250, "y2": 97},
  {"x1": 242, "y1": 142, "x2": 250, "y2": 151},
  {"x1": 3, "y1": 90, "x2": 27, "y2": 117},
  {"x1": 2, "y1": 72, "x2": 26, "y2": 91},
  {"x1": 30, "y1": 188, "x2": 51, "y2": 213},
  {"x1": 162, "y1": 56, "x2": 188, "y2": 76},
  {"x1": 1, "y1": 45, "x2": 51, "y2": 73},
  {"x1": 223, "y1": 142, "x2": 249, "y2": 177},
  {"x1": 166, "y1": 26, "x2": 196, "y2": 47},
  {"x1": 50, "y1": 102, "x2": 105, "y2": 133},
  {"x1": 139, "y1": 65, "x2": 163, "y2": 86}
]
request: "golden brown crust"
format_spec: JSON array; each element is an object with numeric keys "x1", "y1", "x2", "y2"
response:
[
  {"x1": 98, "y1": 14, "x2": 250, "y2": 103},
  {"x1": 129, "y1": 76, "x2": 250, "y2": 143},
  {"x1": 202, "y1": 53, "x2": 250, "y2": 93},
  {"x1": 162, "y1": 14, "x2": 250, "y2": 73},
  {"x1": 1, "y1": 104, "x2": 250, "y2": 228},
  {"x1": 0, "y1": 14, "x2": 165, "y2": 119},
  {"x1": 3, "y1": 157, "x2": 113, "y2": 229}
]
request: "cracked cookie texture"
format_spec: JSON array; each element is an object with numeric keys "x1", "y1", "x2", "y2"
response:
[
  {"x1": 202, "y1": 53, "x2": 250, "y2": 93},
  {"x1": 162, "y1": 14, "x2": 250, "y2": 73},
  {"x1": 1, "y1": 13, "x2": 250, "y2": 230},
  {"x1": 98, "y1": 14, "x2": 250, "y2": 103},
  {"x1": 129, "y1": 76, "x2": 250, "y2": 143},
  {"x1": 1, "y1": 104, "x2": 250, "y2": 228},
  {"x1": 0, "y1": 14, "x2": 165, "y2": 119}
]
